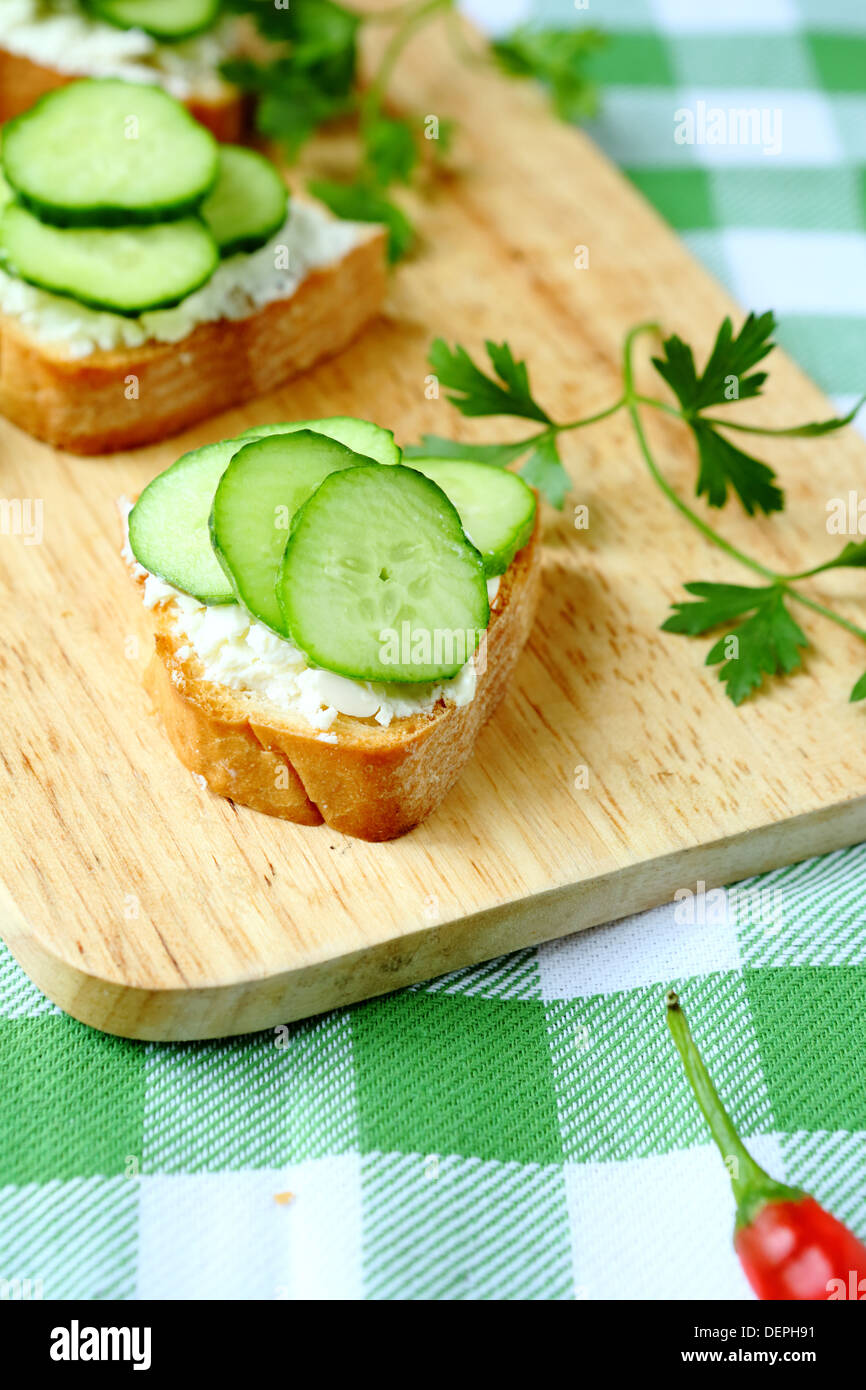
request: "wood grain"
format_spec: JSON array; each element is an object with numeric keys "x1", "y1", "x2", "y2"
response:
[{"x1": 1, "y1": 12, "x2": 865, "y2": 1038}]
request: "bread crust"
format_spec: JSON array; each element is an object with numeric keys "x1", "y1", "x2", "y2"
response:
[
  {"x1": 139, "y1": 518, "x2": 542, "y2": 841},
  {"x1": 0, "y1": 44, "x2": 244, "y2": 140},
  {"x1": 0, "y1": 228, "x2": 388, "y2": 453}
]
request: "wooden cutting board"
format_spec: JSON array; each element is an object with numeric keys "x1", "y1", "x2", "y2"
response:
[{"x1": 2, "y1": 16, "x2": 866, "y2": 1040}]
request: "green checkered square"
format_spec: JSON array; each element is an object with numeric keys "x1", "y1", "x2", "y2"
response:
[
  {"x1": 352, "y1": 994, "x2": 562, "y2": 1165},
  {"x1": 0, "y1": 1017, "x2": 146, "y2": 1184},
  {"x1": 805, "y1": 34, "x2": 866, "y2": 91},
  {"x1": 589, "y1": 31, "x2": 676, "y2": 86},
  {"x1": 746, "y1": 968, "x2": 866, "y2": 1132},
  {"x1": 625, "y1": 168, "x2": 716, "y2": 228}
]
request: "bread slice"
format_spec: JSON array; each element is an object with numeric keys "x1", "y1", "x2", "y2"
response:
[
  {"x1": 0, "y1": 45, "x2": 244, "y2": 140},
  {"x1": 0, "y1": 226, "x2": 387, "y2": 454},
  {"x1": 135, "y1": 518, "x2": 542, "y2": 841}
]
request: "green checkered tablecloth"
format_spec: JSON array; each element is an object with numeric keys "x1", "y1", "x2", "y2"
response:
[{"x1": 2, "y1": 0, "x2": 865, "y2": 1302}]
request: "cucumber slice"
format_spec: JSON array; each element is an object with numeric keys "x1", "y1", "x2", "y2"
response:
[
  {"x1": 278, "y1": 465, "x2": 489, "y2": 684},
  {"x1": 1, "y1": 80, "x2": 218, "y2": 227},
  {"x1": 128, "y1": 439, "x2": 248, "y2": 604},
  {"x1": 405, "y1": 458, "x2": 536, "y2": 576},
  {"x1": 0, "y1": 203, "x2": 218, "y2": 315},
  {"x1": 85, "y1": 0, "x2": 220, "y2": 42},
  {"x1": 240, "y1": 416, "x2": 401, "y2": 467},
  {"x1": 199, "y1": 146, "x2": 288, "y2": 258},
  {"x1": 210, "y1": 432, "x2": 367, "y2": 634}
]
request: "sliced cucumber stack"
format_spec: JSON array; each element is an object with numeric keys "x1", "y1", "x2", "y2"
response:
[
  {"x1": 240, "y1": 416, "x2": 401, "y2": 467},
  {"x1": 200, "y1": 146, "x2": 289, "y2": 258},
  {"x1": 277, "y1": 466, "x2": 489, "y2": 683},
  {"x1": 129, "y1": 440, "x2": 248, "y2": 604},
  {"x1": 405, "y1": 458, "x2": 536, "y2": 576},
  {"x1": 129, "y1": 420, "x2": 531, "y2": 688},
  {"x1": 85, "y1": 0, "x2": 220, "y2": 41},
  {"x1": 0, "y1": 204, "x2": 219, "y2": 315},
  {"x1": 1, "y1": 80, "x2": 218, "y2": 227},
  {"x1": 210, "y1": 432, "x2": 368, "y2": 634}
]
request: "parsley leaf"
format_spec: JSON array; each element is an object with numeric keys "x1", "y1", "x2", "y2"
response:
[
  {"x1": 653, "y1": 311, "x2": 776, "y2": 414},
  {"x1": 519, "y1": 433, "x2": 572, "y2": 508},
  {"x1": 307, "y1": 179, "x2": 413, "y2": 262},
  {"x1": 428, "y1": 340, "x2": 552, "y2": 423},
  {"x1": 808, "y1": 539, "x2": 866, "y2": 574},
  {"x1": 492, "y1": 26, "x2": 606, "y2": 121},
  {"x1": 420, "y1": 341, "x2": 569, "y2": 505},
  {"x1": 404, "y1": 435, "x2": 535, "y2": 469},
  {"x1": 227, "y1": 0, "x2": 358, "y2": 74},
  {"x1": 692, "y1": 420, "x2": 784, "y2": 516},
  {"x1": 662, "y1": 581, "x2": 808, "y2": 704},
  {"x1": 281, "y1": 0, "x2": 359, "y2": 75},
  {"x1": 238, "y1": 65, "x2": 349, "y2": 157},
  {"x1": 364, "y1": 115, "x2": 418, "y2": 188},
  {"x1": 223, "y1": 1, "x2": 358, "y2": 155},
  {"x1": 651, "y1": 312, "x2": 784, "y2": 515},
  {"x1": 850, "y1": 672, "x2": 866, "y2": 703}
]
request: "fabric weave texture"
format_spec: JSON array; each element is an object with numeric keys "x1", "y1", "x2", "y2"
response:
[{"x1": 1, "y1": 0, "x2": 865, "y2": 1301}]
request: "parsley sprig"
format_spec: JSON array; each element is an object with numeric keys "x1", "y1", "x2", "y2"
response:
[
  {"x1": 651, "y1": 312, "x2": 783, "y2": 515},
  {"x1": 224, "y1": 1, "x2": 604, "y2": 261},
  {"x1": 410, "y1": 316, "x2": 866, "y2": 706}
]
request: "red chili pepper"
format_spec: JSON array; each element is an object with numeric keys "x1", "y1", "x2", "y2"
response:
[{"x1": 665, "y1": 989, "x2": 866, "y2": 1301}]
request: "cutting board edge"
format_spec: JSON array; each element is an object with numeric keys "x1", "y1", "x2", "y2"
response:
[{"x1": 5, "y1": 792, "x2": 865, "y2": 1041}]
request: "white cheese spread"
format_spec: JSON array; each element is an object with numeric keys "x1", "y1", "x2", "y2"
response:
[
  {"x1": 0, "y1": 0, "x2": 237, "y2": 99},
  {"x1": 121, "y1": 502, "x2": 502, "y2": 734},
  {"x1": 0, "y1": 201, "x2": 375, "y2": 358}
]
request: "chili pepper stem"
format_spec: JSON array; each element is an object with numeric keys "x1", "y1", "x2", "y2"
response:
[{"x1": 665, "y1": 990, "x2": 802, "y2": 1228}]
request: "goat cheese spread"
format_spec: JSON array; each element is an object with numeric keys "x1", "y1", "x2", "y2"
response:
[
  {"x1": 122, "y1": 503, "x2": 502, "y2": 733},
  {"x1": 0, "y1": 201, "x2": 375, "y2": 358},
  {"x1": 0, "y1": 0, "x2": 236, "y2": 99}
]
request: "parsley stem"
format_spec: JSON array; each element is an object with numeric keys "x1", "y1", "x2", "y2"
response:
[
  {"x1": 555, "y1": 396, "x2": 626, "y2": 432},
  {"x1": 620, "y1": 325, "x2": 866, "y2": 648},
  {"x1": 622, "y1": 324, "x2": 777, "y2": 583},
  {"x1": 697, "y1": 401, "x2": 865, "y2": 438},
  {"x1": 362, "y1": 0, "x2": 454, "y2": 125},
  {"x1": 783, "y1": 590, "x2": 866, "y2": 643},
  {"x1": 634, "y1": 393, "x2": 681, "y2": 418}
]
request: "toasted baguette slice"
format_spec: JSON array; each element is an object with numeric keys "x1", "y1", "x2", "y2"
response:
[
  {"x1": 0, "y1": 227, "x2": 387, "y2": 454},
  {"x1": 136, "y1": 518, "x2": 542, "y2": 841},
  {"x1": 0, "y1": 45, "x2": 244, "y2": 140}
]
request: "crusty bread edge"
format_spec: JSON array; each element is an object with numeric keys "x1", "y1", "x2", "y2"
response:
[
  {"x1": 136, "y1": 517, "x2": 542, "y2": 841},
  {"x1": 0, "y1": 44, "x2": 244, "y2": 140},
  {"x1": 0, "y1": 226, "x2": 388, "y2": 453}
]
